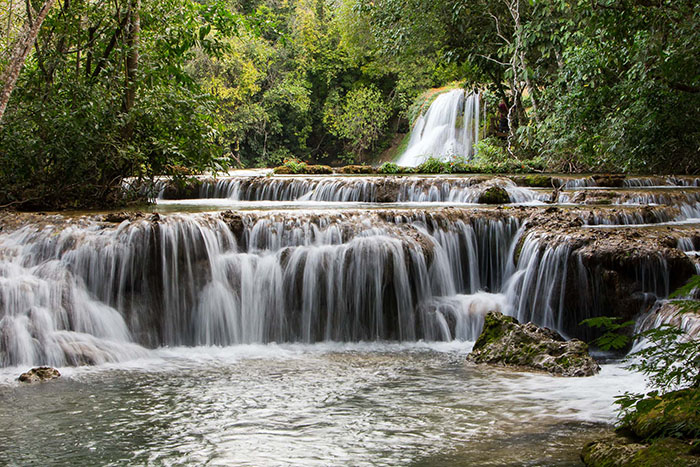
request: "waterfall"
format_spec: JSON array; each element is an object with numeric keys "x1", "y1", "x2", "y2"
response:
[
  {"x1": 0, "y1": 210, "x2": 689, "y2": 367},
  {"x1": 396, "y1": 89, "x2": 481, "y2": 167}
]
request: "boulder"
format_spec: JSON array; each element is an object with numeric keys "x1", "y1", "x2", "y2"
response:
[
  {"x1": 478, "y1": 186, "x2": 510, "y2": 205},
  {"x1": 18, "y1": 367, "x2": 61, "y2": 383},
  {"x1": 467, "y1": 311, "x2": 600, "y2": 376}
]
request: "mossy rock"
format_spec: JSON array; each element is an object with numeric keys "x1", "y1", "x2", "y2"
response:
[
  {"x1": 273, "y1": 165, "x2": 293, "y2": 174},
  {"x1": 472, "y1": 312, "x2": 518, "y2": 350},
  {"x1": 582, "y1": 433, "x2": 700, "y2": 466},
  {"x1": 515, "y1": 174, "x2": 553, "y2": 187},
  {"x1": 468, "y1": 311, "x2": 600, "y2": 376},
  {"x1": 304, "y1": 165, "x2": 333, "y2": 174},
  {"x1": 478, "y1": 186, "x2": 510, "y2": 204},
  {"x1": 336, "y1": 165, "x2": 377, "y2": 174},
  {"x1": 627, "y1": 388, "x2": 700, "y2": 440}
]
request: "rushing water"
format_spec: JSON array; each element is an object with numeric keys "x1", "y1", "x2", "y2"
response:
[
  {"x1": 0, "y1": 205, "x2": 685, "y2": 367},
  {"x1": 397, "y1": 89, "x2": 481, "y2": 167},
  {"x1": 2, "y1": 172, "x2": 699, "y2": 466},
  {"x1": 0, "y1": 342, "x2": 646, "y2": 466}
]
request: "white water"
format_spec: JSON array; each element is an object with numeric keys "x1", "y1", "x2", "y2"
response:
[
  {"x1": 397, "y1": 89, "x2": 480, "y2": 167},
  {"x1": 0, "y1": 208, "x2": 681, "y2": 367},
  {"x1": 0, "y1": 342, "x2": 647, "y2": 465}
]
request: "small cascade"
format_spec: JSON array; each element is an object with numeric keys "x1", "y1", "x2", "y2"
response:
[
  {"x1": 502, "y1": 232, "x2": 674, "y2": 339},
  {"x1": 0, "y1": 211, "x2": 524, "y2": 366},
  {"x1": 189, "y1": 176, "x2": 545, "y2": 204},
  {"x1": 0, "y1": 207, "x2": 695, "y2": 367},
  {"x1": 636, "y1": 301, "x2": 700, "y2": 340},
  {"x1": 580, "y1": 208, "x2": 677, "y2": 226},
  {"x1": 397, "y1": 89, "x2": 480, "y2": 167}
]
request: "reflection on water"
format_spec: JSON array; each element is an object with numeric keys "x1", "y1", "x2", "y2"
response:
[{"x1": 0, "y1": 342, "x2": 643, "y2": 466}]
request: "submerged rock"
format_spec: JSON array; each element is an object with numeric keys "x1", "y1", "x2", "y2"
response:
[
  {"x1": 467, "y1": 311, "x2": 600, "y2": 376},
  {"x1": 18, "y1": 367, "x2": 61, "y2": 383}
]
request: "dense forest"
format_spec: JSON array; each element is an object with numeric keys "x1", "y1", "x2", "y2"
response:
[{"x1": 0, "y1": 0, "x2": 698, "y2": 208}]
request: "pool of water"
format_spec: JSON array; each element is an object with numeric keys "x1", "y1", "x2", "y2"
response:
[{"x1": 0, "y1": 342, "x2": 645, "y2": 466}]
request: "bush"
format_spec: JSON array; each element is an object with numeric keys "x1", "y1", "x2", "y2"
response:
[
  {"x1": 417, "y1": 156, "x2": 451, "y2": 174},
  {"x1": 474, "y1": 137, "x2": 508, "y2": 164},
  {"x1": 282, "y1": 158, "x2": 308, "y2": 174},
  {"x1": 378, "y1": 162, "x2": 400, "y2": 174}
]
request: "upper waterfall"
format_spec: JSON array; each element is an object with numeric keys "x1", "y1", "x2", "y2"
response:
[{"x1": 397, "y1": 89, "x2": 480, "y2": 167}]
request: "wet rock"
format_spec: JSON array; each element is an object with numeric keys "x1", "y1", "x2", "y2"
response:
[
  {"x1": 221, "y1": 210, "x2": 246, "y2": 244},
  {"x1": 18, "y1": 367, "x2": 61, "y2": 383},
  {"x1": 467, "y1": 311, "x2": 600, "y2": 376},
  {"x1": 375, "y1": 179, "x2": 401, "y2": 203},
  {"x1": 336, "y1": 165, "x2": 377, "y2": 174},
  {"x1": 478, "y1": 186, "x2": 510, "y2": 205},
  {"x1": 593, "y1": 174, "x2": 625, "y2": 187},
  {"x1": 160, "y1": 178, "x2": 203, "y2": 199},
  {"x1": 571, "y1": 190, "x2": 616, "y2": 205},
  {"x1": 103, "y1": 212, "x2": 143, "y2": 223}
]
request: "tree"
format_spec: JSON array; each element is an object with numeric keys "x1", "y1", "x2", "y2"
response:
[
  {"x1": 0, "y1": 0, "x2": 57, "y2": 123},
  {"x1": 323, "y1": 85, "x2": 390, "y2": 158}
]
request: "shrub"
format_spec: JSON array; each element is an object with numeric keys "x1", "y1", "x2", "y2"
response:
[
  {"x1": 417, "y1": 156, "x2": 450, "y2": 174},
  {"x1": 379, "y1": 162, "x2": 400, "y2": 174}
]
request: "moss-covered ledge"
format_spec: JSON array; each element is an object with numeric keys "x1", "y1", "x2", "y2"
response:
[{"x1": 581, "y1": 388, "x2": 700, "y2": 466}]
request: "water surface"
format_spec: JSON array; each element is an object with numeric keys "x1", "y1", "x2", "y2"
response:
[{"x1": 0, "y1": 342, "x2": 644, "y2": 466}]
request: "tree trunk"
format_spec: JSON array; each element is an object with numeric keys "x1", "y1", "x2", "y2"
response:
[
  {"x1": 0, "y1": 0, "x2": 57, "y2": 123},
  {"x1": 123, "y1": 0, "x2": 139, "y2": 114},
  {"x1": 121, "y1": 0, "x2": 139, "y2": 140}
]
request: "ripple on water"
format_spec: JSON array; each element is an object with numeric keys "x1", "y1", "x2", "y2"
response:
[{"x1": 0, "y1": 342, "x2": 645, "y2": 466}]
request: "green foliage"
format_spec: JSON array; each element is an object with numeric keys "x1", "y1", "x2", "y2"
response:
[
  {"x1": 0, "y1": 0, "x2": 235, "y2": 209},
  {"x1": 416, "y1": 156, "x2": 451, "y2": 174},
  {"x1": 580, "y1": 317, "x2": 635, "y2": 351},
  {"x1": 324, "y1": 85, "x2": 391, "y2": 157},
  {"x1": 474, "y1": 137, "x2": 508, "y2": 165},
  {"x1": 282, "y1": 157, "x2": 309, "y2": 174},
  {"x1": 378, "y1": 162, "x2": 400, "y2": 174},
  {"x1": 669, "y1": 276, "x2": 700, "y2": 300}
]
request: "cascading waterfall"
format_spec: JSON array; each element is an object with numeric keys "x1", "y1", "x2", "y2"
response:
[
  {"x1": 396, "y1": 89, "x2": 481, "y2": 167},
  {"x1": 0, "y1": 209, "x2": 684, "y2": 367}
]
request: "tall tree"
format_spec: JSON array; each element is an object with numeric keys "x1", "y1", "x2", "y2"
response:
[{"x1": 0, "y1": 0, "x2": 57, "y2": 123}]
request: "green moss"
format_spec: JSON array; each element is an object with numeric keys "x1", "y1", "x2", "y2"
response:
[
  {"x1": 523, "y1": 174, "x2": 553, "y2": 187},
  {"x1": 630, "y1": 438, "x2": 699, "y2": 466},
  {"x1": 478, "y1": 186, "x2": 510, "y2": 204},
  {"x1": 337, "y1": 165, "x2": 377, "y2": 174},
  {"x1": 472, "y1": 312, "x2": 517, "y2": 350},
  {"x1": 626, "y1": 388, "x2": 700, "y2": 440}
]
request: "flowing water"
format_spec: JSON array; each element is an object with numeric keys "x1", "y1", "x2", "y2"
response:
[
  {"x1": 397, "y1": 90, "x2": 480, "y2": 166},
  {"x1": 0, "y1": 342, "x2": 645, "y2": 466},
  {"x1": 1, "y1": 172, "x2": 699, "y2": 465}
]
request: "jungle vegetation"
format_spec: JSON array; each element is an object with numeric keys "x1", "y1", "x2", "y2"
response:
[{"x1": 0, "y1": 0, "x2": 698, "y2": 208}]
